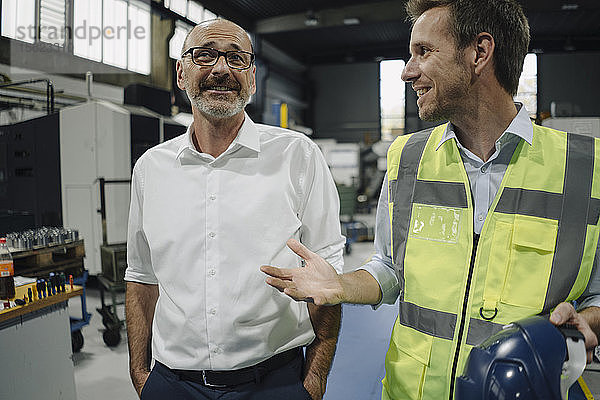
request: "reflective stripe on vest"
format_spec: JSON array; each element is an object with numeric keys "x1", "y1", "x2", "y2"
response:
[
  {"x1": 390, "y1": 129, "x2": 433, "y2": 266},
  {"x1": 399, "y1": 301, "x2": 504, "y2": 346},
  {"x1": 496, "y1": 133, "x2": 597, "y2": 313},
  {"x1": 390, "y1": 131, "x2": 598, "y2": 343}
]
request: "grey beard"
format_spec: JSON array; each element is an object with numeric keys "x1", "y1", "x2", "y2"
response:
[{"x1": 187, "y1": 91, "x2": 249, "y2": 119}]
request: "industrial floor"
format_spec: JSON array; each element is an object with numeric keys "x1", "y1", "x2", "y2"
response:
[{"x1": 70, "y1": 239, "x2": 600, "y2": 400}]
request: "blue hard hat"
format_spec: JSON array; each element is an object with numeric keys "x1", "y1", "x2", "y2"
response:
[{"x1": 455, "y1": 315, "x2": 586, "y2": 400}]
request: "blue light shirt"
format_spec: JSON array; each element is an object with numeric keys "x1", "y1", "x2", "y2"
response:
[{"x1": 361, "y1": 104, "x2": 600, "y2": 310}]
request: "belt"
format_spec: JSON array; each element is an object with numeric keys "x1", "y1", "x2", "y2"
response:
[{"x1": 159, "y1": 347, "x2": 301, "y2": 388}]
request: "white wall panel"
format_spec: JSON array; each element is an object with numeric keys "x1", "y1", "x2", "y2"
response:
[{"x1": 60, "y1": 101, "x2": 132, "y2": 273}]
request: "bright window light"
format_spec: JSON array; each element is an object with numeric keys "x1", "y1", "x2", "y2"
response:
[
  {"x1": 103, "y1": 0, "x2": 128, "y2": 69},
  {"x1": 1, "y1": 0, "x2": 36, "y2": 44},
  {"x1": 170, "y1": 21, "x2": 192, "y2": 59},
  {"x1": 40, "y1": 0, "x2": 66, "y2": 47},
  {"x1": 380, "y1": 59, "x2": 406, "y2": 140},
  {"x1": 187, "y1": 2, "x2": 204, "y2": 23},
  {"x1": 2, "y1": 0, "x2": 151, "y2": 74},
  {"x1": 128, "y1": 1, "x2": 151, "y2": 74},
  {"x1": 168, "y1": 0, "x2": 188, "y2": 17},
  {"x1": 74, "y1": 0, "x2": 103, "y2": 62},
  {"x1": 515, "y1": 53, "x2": 537, "y2": 119},
  {"x1": 74, "y1": 0, "x2": 150, "y2": 74},
  {"x1": 203, "y1": 8, "x2": 217, "y2": 21}
]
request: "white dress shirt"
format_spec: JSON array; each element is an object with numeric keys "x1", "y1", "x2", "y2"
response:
[
  {"x1": 125, "y1": 113, "x2": 345, "y2": 370},
  {"x1": 362, "y1": 104, "x2": 600, "y2": 309}
]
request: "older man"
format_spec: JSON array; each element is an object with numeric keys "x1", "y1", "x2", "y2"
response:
[
  {"x1": 125, "y1": 19, "x2": 345, "y2": 400},
  {"x1": 261, "y1": 1, "x2": 600, "y2": 399}
]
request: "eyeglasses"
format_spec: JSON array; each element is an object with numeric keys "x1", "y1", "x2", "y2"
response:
[{"x1": 181, "y1": 47, "x2": 255, "y2": 70}]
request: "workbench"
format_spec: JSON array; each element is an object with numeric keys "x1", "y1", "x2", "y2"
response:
[{"x1": 0, "y1": 282, "x2": 83, "y2": 400}]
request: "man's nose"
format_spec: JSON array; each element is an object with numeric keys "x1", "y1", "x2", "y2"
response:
[
  {"x1": 211, "y1": 54, "x2": 230, "y2": 74},
  {"x1": 401, "y1": 57, "x2": 419, "y2": 82}
]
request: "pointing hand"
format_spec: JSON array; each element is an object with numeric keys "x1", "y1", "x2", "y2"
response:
[{"x1": 260, "y1": 239, "x2": 344, "y2": 306}]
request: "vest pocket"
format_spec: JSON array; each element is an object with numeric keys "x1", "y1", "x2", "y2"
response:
[
  {"x1": 500, "y1": 216, "x2": 557, "y2": 309},
  {"x1": 383, "y1": 317, "x2": 433, "y2": 400}
]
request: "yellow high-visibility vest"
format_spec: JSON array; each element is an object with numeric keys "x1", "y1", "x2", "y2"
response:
[{"x1": 382, "y1": 123, "x2": 600, "y2": 400}]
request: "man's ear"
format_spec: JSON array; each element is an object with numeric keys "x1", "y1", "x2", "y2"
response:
[
  {"x1": 473, "y1": 32, "x2": 495, "y2": 75},
  {"x1": 176, "y1": 60, "x2": 186, "y2": 90},
  {"x1": 249, "y1": 65, "x2": 257, "y2": 96}
]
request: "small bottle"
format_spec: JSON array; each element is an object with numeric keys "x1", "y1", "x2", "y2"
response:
[{"x1": 0, "y1": 238, "x2": 15, "y2": 300}]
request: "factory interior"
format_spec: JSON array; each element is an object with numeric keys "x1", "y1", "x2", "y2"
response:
[{"x1": 1, "y1": 0, "x2": 600, "y2": 399}]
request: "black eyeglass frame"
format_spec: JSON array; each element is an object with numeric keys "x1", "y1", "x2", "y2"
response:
[{"x1": 181, "y1": 46, "x2": 255, "y2": 70}]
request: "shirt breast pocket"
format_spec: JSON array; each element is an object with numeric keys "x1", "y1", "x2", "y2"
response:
[{"x1": 500, "y1": 216, "x2": 558, "y2": 310}]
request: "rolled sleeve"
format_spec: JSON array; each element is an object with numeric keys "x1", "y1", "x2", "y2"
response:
[
  {"x1": 360, "y1": 174, "x2": 399, "y2": 308},
  {"x1": 299, "y1": 143, "x2": 346, "y2": 274},
  {"x1": 125, "y1": 160, "x2": 158, "y2": 284},
  {"x1": 576, "y1": 295, "x2": 600, "y2": 310},
  {"x1": 360, "y1": 257, "x2": 399, "y2": 307}
]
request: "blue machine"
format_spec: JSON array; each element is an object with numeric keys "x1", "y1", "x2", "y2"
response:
[{"x1": 455, "y1": 315, "x2": 588, "y2": 400}]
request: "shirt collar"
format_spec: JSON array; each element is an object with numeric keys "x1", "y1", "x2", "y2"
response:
[
  {"x1": 176, "y1": 112, "x2": 260, "y2": 160},
  {"x1": 435, "y1": 102, "x2": 533, "y2": 151}
]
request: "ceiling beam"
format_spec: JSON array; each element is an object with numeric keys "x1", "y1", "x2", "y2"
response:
[{"x1": 255, "y1": 1, "x2": 406, "y2": 35}]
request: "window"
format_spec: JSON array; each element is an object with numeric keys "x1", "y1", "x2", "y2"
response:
[
  {"x1": 165, "y1": 1, "x2": 217, "y2": 23},
  {"x1": 1, "y1": 0, "x2": 36, "y2": 44},
  {"x1": 40, "y1": 0, "x2": 67, "y2": 47},
  {"x1": 168, "y1": 1, "x2": 219, "y2": 60},
  {"x1": 165, "y1": 0, "x2": 188, "y2": 17},
  {"x1": 380, "y1": 59, "x2": 406, "y2": 141},
  {"x1": 1, "y1": 0, "x2": 150, "y2": 74},
  {"x1": 102, "y1": 0, "x2": 128, "y2": 69},
  {"x1": 73, "y1": 0, "x2": 151, "y2": 74},
  {"x1": 187, "y1": 2, "x2": 204, "y2": 23},
  {"x1": 170, "y1": 21, "x2": 193, "y2": 60},
  {"x1": 2, "y1": 0, "x2": 67, "y2": 47},
  {"x1": 128, "y1": 1, "x2": 151, "y2": 74},
  {"x1": 203, "y1": 8, "x2": 217, "y2": 21},
  {"x1": 515, "y1": 53, "x2": 537, "y2": 119},
  {"x1": 73, "y1": 0, "x2": 102, "y2": 62}
]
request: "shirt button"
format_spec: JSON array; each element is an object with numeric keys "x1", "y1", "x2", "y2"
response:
[
  {"x1": 478, "y1": 214, "x2": 484, "y2": 222},
  {"x1": 211, "y1": 347, "x2": 219, "y2": 354},
  {"x1": 481, "y1": 165, "x2": 487, "y2": 173},
  {"x1": 208, "y1": 232, "x2": 216, "y2": 238},
  {"x1": 209, "y1": 308, "x2": 217, "y2": 315},
  {"x1": 208, "y1": 269, "x2": 216, "y2": 277},
  {"x1": 209, "y1": 194, "x2": 216, "y2": 201}
]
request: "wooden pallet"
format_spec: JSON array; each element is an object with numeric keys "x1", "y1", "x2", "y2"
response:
[{"x1": 11, "y1": 240, "x2": 85, "y2": 278}]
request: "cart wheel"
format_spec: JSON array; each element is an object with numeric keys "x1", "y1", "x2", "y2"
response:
[
  {"x1": 103, "y1": 328, "x2": 121, "y2": 347},
  {"x1": 345, "y1": 243, "x2": 352, "y2": 255},
  {"x1": 72, "y1": 330, "x2": 84, "y2": 353}
]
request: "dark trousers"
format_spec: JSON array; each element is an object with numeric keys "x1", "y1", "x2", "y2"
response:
[{"x1": 140, "y1": 352, "x2": 312, "y2": 400}]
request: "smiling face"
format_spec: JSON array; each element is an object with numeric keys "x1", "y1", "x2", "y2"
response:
[
  {"x1": 401, "y1": 6, "x2": 472, "y2": 122},
  {"x1": 176, "y1": 20, "x2": 256, "y2": 119}
]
